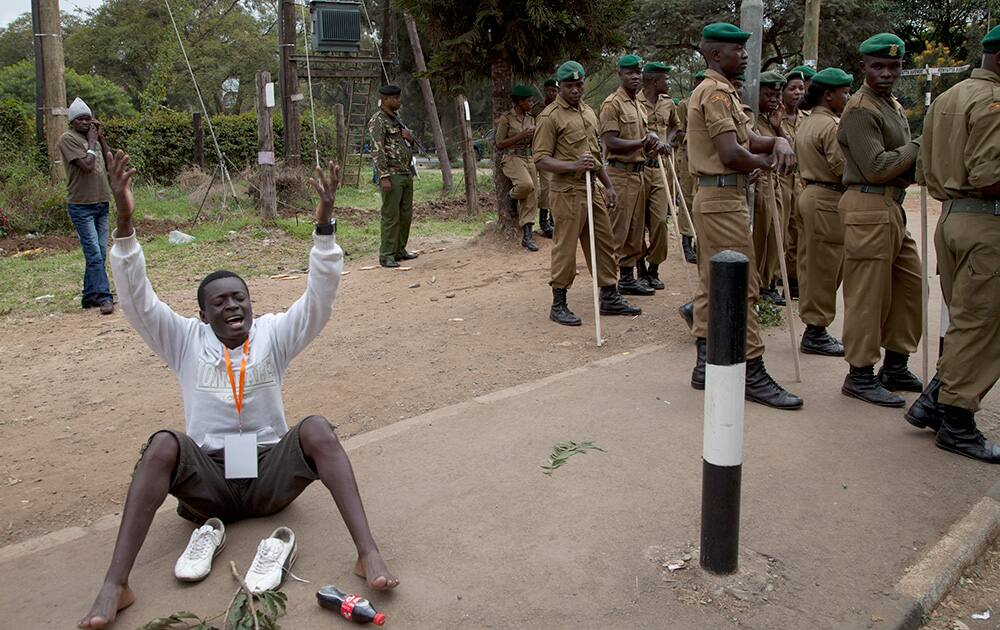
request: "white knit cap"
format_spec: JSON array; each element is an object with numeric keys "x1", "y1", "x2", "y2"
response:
[{"x1": 68, "y1": 97, "x2": 92, "y2": 122}]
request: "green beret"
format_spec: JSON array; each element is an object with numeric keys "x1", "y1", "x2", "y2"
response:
[
  {"x1": 379, "y1": 84, "x2": 402, "y2": 96},
  {"x1": 511, "y1": 84, "x2": 534, "y2": 98},
  {"x1": 811, "y1": 67, "x2": 854, "y2": 88},
  {"x1": 642, "y1": 61, "x2": 672, "y2": 74},
  {"x1": 702, "y1": 22, "x2": 752, "y2": 44},
  {"x1": 543, "y1": 78, "x2": 557, "y2": 88},
  {"x1": 859, "y1": 33, "x2": 905, "y2": 58},
  {"x1": 618, "y1": 54, "x2": 643, "y2": 69},
  {"x1": 786, "y1": 65, "x2": 816, "y2": 82},
  {"x1": 983, "y1": 24, "x2": 1000, "y2": 54},
  {"x1": 759, "y1": 70, "x2": 786, "y2": 88},
  {"x1": 556, "y1": 61, "x2": 585, "y2": 82}
]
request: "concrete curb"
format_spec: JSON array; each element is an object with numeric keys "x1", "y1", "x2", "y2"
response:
[{"x1": 880, "y1": 479, "x2": 1000, "y2": 630}]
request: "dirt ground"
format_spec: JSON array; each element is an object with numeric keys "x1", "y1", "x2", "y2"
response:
[{"x1": 0, "y1": 227, "x2": 693, "y2": 546}]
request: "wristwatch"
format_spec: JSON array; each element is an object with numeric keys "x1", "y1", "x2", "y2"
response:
[
  {"x1": 86, "y1": 149, "x2": 98, "y2": 157},
  {"x1": 315, "y1": 219, "x2": 336, "y2": 235}
]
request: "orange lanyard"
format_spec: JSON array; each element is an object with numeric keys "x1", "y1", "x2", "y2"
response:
[{"x1": 223, "y1": 339, "x2": 249, "y2": 418}]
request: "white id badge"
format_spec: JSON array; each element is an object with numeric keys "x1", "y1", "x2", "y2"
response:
[{"x1": 224, "y1": 433, "x2": 259, "y2": 479}]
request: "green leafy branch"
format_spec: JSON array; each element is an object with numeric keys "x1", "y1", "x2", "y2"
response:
[
  {"x1": 541, "y1": 440, "x2": 605, "y2": 475},
  {"x1": 139, "y1": 561, "x2": 287, "y2": 630}
]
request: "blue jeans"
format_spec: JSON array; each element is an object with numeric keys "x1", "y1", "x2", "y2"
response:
[{"x1": 67, "y1": 202, "x2": 113, "y2": 306}]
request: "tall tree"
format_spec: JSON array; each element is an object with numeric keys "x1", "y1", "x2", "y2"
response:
[{"x1": 399, "y1": 0, "x2": 632, "y2": 228}]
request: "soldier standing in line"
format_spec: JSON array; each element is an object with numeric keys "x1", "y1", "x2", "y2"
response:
[
  {"x1": 369, "y1": 84, "x2": 418, "y2": 269},
  {"x1": 794, "y1": 68, "x2": 854, "y2": 357},
  {"x1": 676, "y1": 70, "x2": 705, "y2": 266},
  {"x1": 496, "y1": 84, "x2": 541, "y2": 252},
  {"x1": 531, "y1": 78, "x2": 559, "y2": 238},
  {"x1": 636, "y1": 61, "x2": 681, "y2": 291},
  {"x1": 837, "y1": 34, "x2": 923, "y2": 407},
  {"x1": 533, "y1": 61, "x2": 642, "y2": 326},
  {"x1": 788, "y1": 65, "x2": 816, "y2": 110},
  {"x1": 600, "y1": 54, "x2": 664, "y2": 297},
  {"x1": 687, "y1": 23, "x2": 802, "y2": 409},
  {"x1": 779, "y1": 68, "x2": 809, "y2": 299},
  {"x1": 751, "y1": 70, "x2": 788, "y2": 306},
  {"x1": 905, "y1": 25, "x2": 1000, "y2": 463}
]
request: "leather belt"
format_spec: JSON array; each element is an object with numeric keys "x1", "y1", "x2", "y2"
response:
[
  {"x1": 698, "y1": 174, "x2": 747, "y2": 188},
  {"x1": 946, "y1": 198, "x2": 1000, "y2": 216},
  {"x1": 850, "y1": 184, "x2": 906, "y2": 205},
  {"x1": 503, "y1": 148, "x2": 531, "y2": 157},
  {"x1": 804, "y1": 180, "x2": 846, "y2": 193},
  {"x1": 607, "y1": 159, "x2": 644, "y2": 173}
]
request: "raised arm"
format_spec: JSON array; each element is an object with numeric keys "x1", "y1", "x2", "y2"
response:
[{"x1": 106, "y1": 150, "x2": 196, "y2": 369}]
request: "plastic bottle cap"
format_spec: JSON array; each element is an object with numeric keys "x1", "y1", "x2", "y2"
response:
[{"x1": 373, "y1": 612, "x2": 386, "y2": 626}]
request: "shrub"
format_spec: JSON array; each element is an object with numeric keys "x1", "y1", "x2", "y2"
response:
[
  {"x1": 0, "y1": 60, "x2": 136, "y2": 119},
  {"x1": 0, "y1": 157, "x2": 71, "y2": 234}
]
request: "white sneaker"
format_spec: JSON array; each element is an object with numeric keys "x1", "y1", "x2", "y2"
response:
[
  {"x1": 244, "y1": 526, "x2": 297, "y2": 593},
  {"x1": 174, "y1": 518, "x2": 226, "y2": 582}
]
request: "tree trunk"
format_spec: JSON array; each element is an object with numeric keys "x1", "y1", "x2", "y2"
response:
[
  {"x1": 490, "y1": 49, "x2": 516, "y2": 231},
  {"x1": 403, "y1": 10, "x2": 453, "y2": 192}
]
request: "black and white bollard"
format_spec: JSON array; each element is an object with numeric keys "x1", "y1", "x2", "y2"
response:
[{"x1": 699, "y1": 250, "x2": 749, "y2": 575}]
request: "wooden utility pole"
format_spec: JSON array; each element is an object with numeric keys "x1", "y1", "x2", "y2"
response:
[
  {"x1": 278, "y1": 0, "x2": 301, "y2": 165},
  {"x1": 402, "y1": 11, "x2": 452, "y2": 192},
  {"x1": 193, "y1": 112, "x2": 205, "y2": 168},
  {"x1": 255, "y1": 71, "x2": 278, "y2": 222},
  {"x1": 455, "y1": 95, "x2": 478, "y2": 216},
  {"x1": 740, "y1": 0, "x2": 764, "y2": 114},
  {"x1": 36, "y1": 0, "x2": 68, "y2": 182},
  {"x1": 30, "y1": 0, "x2": 44, "y2": 146},
  {"x1": 381, "y1": 0, "x2": 393, "y2": 61},
  {"x1": 803, "y1": 0, "x2": 821, "y2": 68}
]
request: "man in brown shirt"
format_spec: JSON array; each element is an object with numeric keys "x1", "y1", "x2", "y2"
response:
[
  {"x1": 530, "y1": 78, "x2": 559, "y2": 238},
  {"x1": 600, "y1": 54, "x2": 663, "y2": 296},
  {"x1": 779, "y1": 69, "x2": 809, "y2": 298},
  {"x1": 837, "y1": 33, "x2": 923, "y2": 408},
  {"x1": 906, "y1": 25, "x2": 1000, "y2": 463},
  {"x1": 496, "y1": 84, "x2": 540, "y2": 251},
  {"x1": 687, "y1": 23, "x2": 801, "y2": 410},
  {"x1": 58, "y1": 97, "x2": 114, "y2": 315},
  {"x1": 751, "y1": 70, "x2": 787, "y2": 306},
  {"x1": 533, "y1": 61, "x2": 641, "y2": 326}
]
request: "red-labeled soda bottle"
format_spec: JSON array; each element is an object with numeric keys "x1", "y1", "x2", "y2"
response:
[{"x1": 317, "y1": 585, "x2": 386, "y2": 625}]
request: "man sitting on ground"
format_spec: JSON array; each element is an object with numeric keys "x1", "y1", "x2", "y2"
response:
[{"x1": 79, "y1": 152, "x2": 398, "y2": 629}]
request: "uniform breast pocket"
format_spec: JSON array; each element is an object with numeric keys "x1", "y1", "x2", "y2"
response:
[
  {"x1": 564, "y1": 128, "x2": 588, "y2": 153},
  {"x1": 963, "y1": 248, "x2": 1000, "y2": 317},
  {"x1": 842, "y1": 211, "x2": 890, "y2": 261},
  {"x1": 620, "y1": 112, "x2": 640, "y2": 137}
]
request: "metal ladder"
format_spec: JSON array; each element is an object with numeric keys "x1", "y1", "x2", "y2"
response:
[{"x1": 342, "y1": 77, "x2": 374, "y2": 187}]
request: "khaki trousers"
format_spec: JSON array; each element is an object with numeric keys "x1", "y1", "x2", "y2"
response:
[
  {"x1": 643, "y1": 166, "x2": 670, "y2": 265},
  {"x1": 779, "y1": 172, "x2": 801, "y2": 280},
  {"x1": 675, "y1": 148, "x2": 695, "y2": 237},
  {"x1": 839, "y1": 189, "x2": 923, "y2": 368},
  {"x1": 797, "y1": 185, "x2": 845, "y2": 327},
  {"x1": 751, "y1": 174, "x2": 781, "y2": 288},
  {"x1": 691, "y1": 185, "x2": 765, "y2": 359},
  {"x1": 606, "y1": 167, "x2": 646, "y2": 268},
  {"x1": 549, "y1": 180, "x2": 619, "y2": 290},
  {"x1": 538, "y1": 169, "x2": 550, "y2": 210},
  {"x1": 501, "y1": 155, "x2": 537, "y2": 227},
  {"x1": 935, "y1": 205, "x2": 1000, "y2": 412}
]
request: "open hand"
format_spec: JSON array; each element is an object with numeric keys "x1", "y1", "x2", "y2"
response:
[
  {"x1": 309, "y1": 160, "x2": 340, "y2": 224},
  {"x1": 106, "y1": 150, "x2": 137, "y2": 234}
]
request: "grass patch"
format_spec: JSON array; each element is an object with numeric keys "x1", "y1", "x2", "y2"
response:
[
  {"x1": 333, "y1": 166, "x2": 493, "y2": 210},
  {"x1": 756, "y1": 298, "x2": 783, "y2": 328}
]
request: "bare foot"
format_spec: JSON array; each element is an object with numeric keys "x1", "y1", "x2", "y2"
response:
[
  {"x1": 353, "y1": 553, "x2": 399, "y2": 590},
  {"x1": 78, "y1": 582, "x2": 136, "y2": 629}
]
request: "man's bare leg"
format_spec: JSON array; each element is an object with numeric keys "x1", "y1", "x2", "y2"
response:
[
  {"x1": 299, "y1": 416, "x2": 399, "y2": 590},
  {"x1": 79, "y1": 433, "x2": 178, "y2": 628}
]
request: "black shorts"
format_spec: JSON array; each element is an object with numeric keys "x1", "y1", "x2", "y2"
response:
[{"x1": 140, "y1": 421, "x2": 321, "y2": 524}]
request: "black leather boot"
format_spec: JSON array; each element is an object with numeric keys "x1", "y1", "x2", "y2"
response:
[
  {"x1": 539, "y1": 209, "x2": 554, "y2": 238},
  {"x1": 842, "y1": 365, "x2": 905, "y2": 407},
  {"x1": 760, "y1": 281, "x2": 786, "y2": 306},
  {"x1": 682, "y1": 235, "x2": 697, "y2": 264},
  {"x1": 521, "y1": 223, "x2": 539, "y2": 251},
  {"x1": 646, "y1": 263, "x2": 664, "y2": 290},
  {"x1": 618, "y1": 266, "x2": 655, "y2": 296},
  {"x1": 745, "y1": 356, "x2": 803, "y2": 409},
  {"x1": 878, "y1": 350, "x2": 923, "y2": 392},
  {"x1": 599, "y1": 285, "x2": 641, "y2": 316},
  {"x1": 934, "y1": 403, "x2": 1000, "y2": 463},
  {"x1": 549, "y1": 287, "x2": 581, "y2": 326},
  {"x1": 905, "y1": 374, "x2": 941, "y2": 431},
  {"x1": 679, "y1": 300, "x2": 694, "y2": 330},
  {"x1": 691, "y1": 337, "x2": 706, "y2": 390},
  {"x1": 799, "y1": 324, "x2": 844, "y2": 356}
]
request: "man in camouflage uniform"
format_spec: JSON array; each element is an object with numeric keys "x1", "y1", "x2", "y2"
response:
[
  {"x1": 369, "y1": 84, "x2": 417, "y2": 268},
  {"x1": 531, "y1": 78, "x2": 559, "y2": 238}
]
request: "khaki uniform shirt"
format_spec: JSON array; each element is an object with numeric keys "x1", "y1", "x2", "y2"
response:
[
  {"x1": 917, "y1": 68, "x2": 1000, "y2": 200},
  {"x1": 496, "y1": 108, "x2": 535, "y2": 158},
  {"x1": 368, "y1": 109, "x2": 414, "y2": 178},
  {"x1": 637, "y1": 90, "x2": 679, "y2": 162},
  {"x1": 686, "y1": 69, "x2": 753, "y2": 177},
  {"x1": 532, "y1": 95, "x2": 604, "y2": 189},
  {"x1": 599, "y1": 86, "x2": 647, "y2": 163},
  {"x1": 57, "y1": 130, "x2": 110, "y2": 204},
  {"x1": 837, "y1": 83, "x2": 918, "y2": 187},
  {"x1": 795, "y1": 105, "x2": 844, "y2": 184}
]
